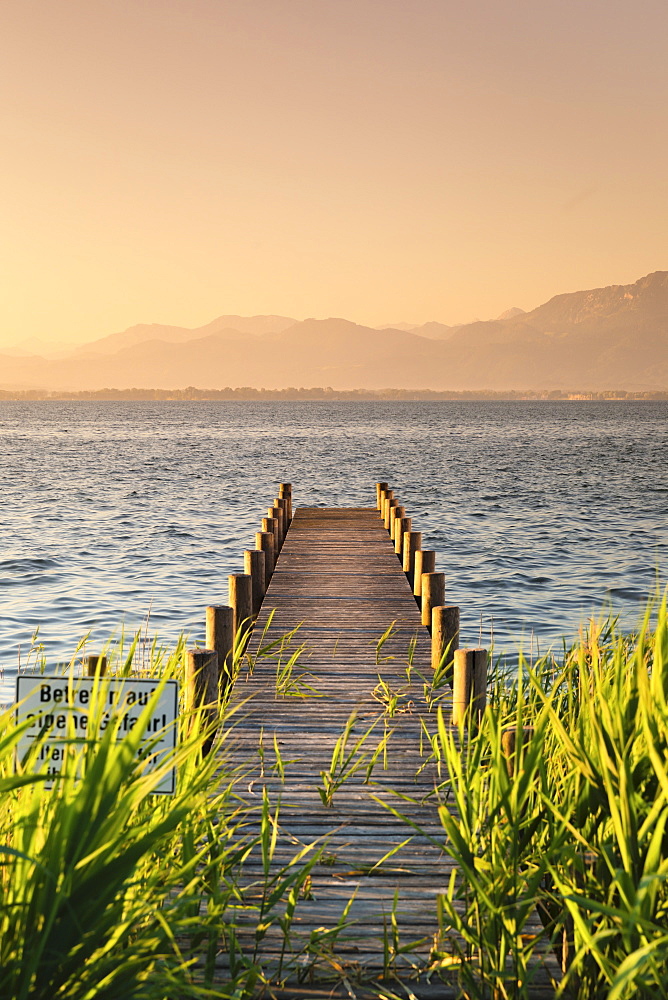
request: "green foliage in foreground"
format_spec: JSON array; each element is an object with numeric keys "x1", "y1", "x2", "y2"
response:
[
  {"x1": 418, "y1": 596, "x2": 668, "y2": 1000},
  {"x1": 0, "y1": 635, "x2": 318, "y2": 1000},
  {"x1": 5, "y1": 600, "x2": 668, "y2": 1000}
]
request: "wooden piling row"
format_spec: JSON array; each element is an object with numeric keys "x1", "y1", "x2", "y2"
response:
[
  {"x1": 377, "y1": 483, "x2": 446, "y2": 628},
  {"x1": 225, "y1": 482, "x2": 293, "y2": 649},
  {"x1": 189, "y1": 482, "x2": 292, "y2": 725},
  {"x1": 376, "y1": 481, "x2": 487, "y2": 726}
]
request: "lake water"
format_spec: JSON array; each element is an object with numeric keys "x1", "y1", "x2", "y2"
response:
[{"x1": 1, "y1": 401, "x2": 666, "y2": 701}]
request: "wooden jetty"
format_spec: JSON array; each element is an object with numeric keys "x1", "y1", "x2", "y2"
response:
[
  {"x1": 224, "y1": 506, "x2": 448, "y2": 993},
  {"x1": 210, "y1": 494, "x2": 556, "y2": 997}
]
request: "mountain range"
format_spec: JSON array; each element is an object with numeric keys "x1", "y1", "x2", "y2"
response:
[{"x1": 1, "y1": 272, "x2": 666, "y2": 391}]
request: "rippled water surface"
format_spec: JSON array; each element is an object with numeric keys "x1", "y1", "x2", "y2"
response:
[{"x1": 1, "y1": 401, "x2": 666, "y2": 699}]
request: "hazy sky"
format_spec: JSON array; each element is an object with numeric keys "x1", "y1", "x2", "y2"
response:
[{"x1": 2, "y1": 0, "x2": 667, "y2": 345}]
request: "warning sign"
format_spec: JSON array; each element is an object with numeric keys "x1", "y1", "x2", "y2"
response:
[{"x1": 15, "y1": 676, "x2": 179, "y2": 795}]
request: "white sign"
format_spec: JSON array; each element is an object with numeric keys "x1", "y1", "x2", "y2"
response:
[{"x1": 15, "y1": 676, "x2": 179, "y2": 795}]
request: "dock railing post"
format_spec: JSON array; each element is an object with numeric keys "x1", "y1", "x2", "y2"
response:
[
  {"x1": 186, "y1": 647, "x2": 219, "y2": 754},
  {"x1": 228, "y1": 573, "x2": 253, "y2": 649},
  {"x1": 244, "y1": 549, "x2": 266, "y2": 615},
  {"x1": 389, "y1": 504, "x2": 404, "y2": 544},
  {"x1": 376, "y1": 482, "x2": 388, "y2": 509},
  {"x1": 403, "y1": 530, "x2": 422, "y2": 588},
  {"x1": 431, "y1": 605, "x2": 460, "y2": 678},
  {"x1": 275, "y1": 498, "x2": 289, "y2": 538},
  {"x1": 85, "y1": 654, "x2": 108, "y2": 677},
  {"x1": 421, "y1": 571, "x2": 445, "y2": 629},
  {"x1": 256, "y1": 531, "x2": 275, "y2": 586},
  {"x1": 413, "y1": 549, "x2": 436, "y2": 599},
  {"x1": 268, "y1": 505, "x2": 284, "y2": 549},
  {"x1": 452, "y1": 648, "x2": 488, "y2": 727},
  {"x1": 279, "y1": 483, "x2": 292, "y2": 523},
  {"x1": 262, "y1": 516, "x2": 280, "y2": 563},
  {"x1": 381, "y1": 490, "x2": 394, "y2": 527},
  {"x1": 395, "y1": 515, "x2": 411, "y2": 556},
  {"x1": 501, "y1": 727, "x2": 534, "y2": 777},
  {"x1": 206, "y1": 605, "x2": 234, "y2": 694},
  {"x1": 384, "y1": 496, "x2": 398, "y2": 530}
]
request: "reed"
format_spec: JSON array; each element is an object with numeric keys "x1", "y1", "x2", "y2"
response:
[
  {"x1": 2, "y1": 654, "x2": 232, "y2": 997},
  {"x1": 405, "y1": 595, "x2": 668, "y2": 1000},
  {"x1": 0, "y1": 630, "x2": 325, "y2": 999},
  {"x1": 6, "y1": 600, "x2": 667, "y2": 999},
  {"x1": 317, "y1": 710, "x2": 381, "y2": 807}
]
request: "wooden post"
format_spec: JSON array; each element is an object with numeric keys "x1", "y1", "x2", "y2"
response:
[
  {"x1": 395, "y1": 515, "x2": 411, "y2": 556},
  {"x1": 389, "y1": 504, "x2": 405, "y2": 544},
  {"x1": 256, "y1": 531, "x2": 274, "y2": 586},
  {"x1": 501, "y1": 729, "x2": 517, "y2": 777},
  {"x1": 85, "y1": 654, "x2": 107, "y2": 677},
  {"x1": 403, "y1": 530, "x2": 422, "y2": 587},
  {"x1": 244, "y1": 549, "x2": 266, "y2": 615},
  {"x1": 185, "y1": 647, "x2": 219, "y2": 754},
  {"x1": 501, "y1": 727, "x2": 534, "y2": 777},
  {"x1": 381, "y1": 490, "x2": 394, "y2": 527},
  {"x1": 391, "y1": 505, "x2": 405, "y2": 542},
  {"x1": 376, "y1": 482, "x2": 388, "y2": 509},
  {"x1": 383, "y1": 496, "x2": 398, "y2": 530},
  {"x1": 452, "y1": 648, "x2": 488, "y2": 727},
  {"x1": 262, "y1": 516, "x2": 279, "y2": 563},
  {"x1": 413, "y1": 549, "x2": 436, "y2": 598},
  {"x1": 421, "y1": 571, "x2": 445, "y2": 629},
  {"x1": 431, "y1": 605, "x2": 460, "y2": 677},
  {"x1": 279, "y1": 483, "x2": 292, "y2": 522},
  {"x1": 268, "y1": 505, "x2": 284, "y2": 548},
  {"x1": 228, "y1": 573, "x2": 253, "y2": 646},
  {"x1": 206, "y1": 605, "x2": 234, "y2": 692},
  {"x1": 275, "y1": 498, "x2": 289, "y2": 539}
]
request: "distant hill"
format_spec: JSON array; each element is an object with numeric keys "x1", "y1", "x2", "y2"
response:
[
  {"x1": 0, "y1": 274, "x2": 666, "y2": 391},
  {"x1": 77, "y1": 315, "x2": 296, "y2": 355},
  {"x1": 401, "y1": 321, "x2": 457, "y2": 341},
  {"x1": 439, "y1": 271, "x2": 668, "y2": 387},
  {"x1": 496, "y1": 307, "x2": 525, "y2": 321},
  {"x1": 1, "y1": 337, "x2": 79, "y2": 359}
]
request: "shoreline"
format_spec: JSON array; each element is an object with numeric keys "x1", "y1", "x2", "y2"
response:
[{"x1": 1, "y1": 388, "x2": 667, "y2": 401}]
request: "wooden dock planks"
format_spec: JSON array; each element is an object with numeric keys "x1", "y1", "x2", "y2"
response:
[{"x1": 219, "y1": 506, "x2": 556, "y2": 997}]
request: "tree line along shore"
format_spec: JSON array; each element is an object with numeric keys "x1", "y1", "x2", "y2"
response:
[{"x1": 0, "y1": 387, "x2": 666, "y2": 401}]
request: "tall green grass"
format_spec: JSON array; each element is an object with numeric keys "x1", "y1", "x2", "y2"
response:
[
  {"x1": 0, "y1": 632, "x2": 320, "y2": 1000},
  {"x1": 7, "y1": 600, "x2": 668, "y2": 1000},
  {"x1": 417, "y1": 596, "x2": 668, "y2": 1000}
]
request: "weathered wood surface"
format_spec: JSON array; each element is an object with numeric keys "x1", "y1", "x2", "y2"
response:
[{"x1": 220, "y1": 506, "x2": 556, "y2": 997}]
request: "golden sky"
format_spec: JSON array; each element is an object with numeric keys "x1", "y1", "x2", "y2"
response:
[{"x1": 1, "y1": 0, "x2": 666, "y2": 346}]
